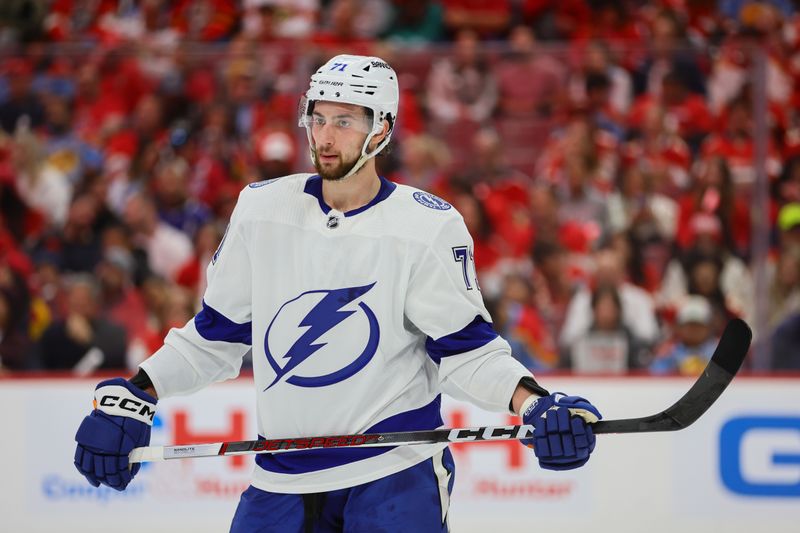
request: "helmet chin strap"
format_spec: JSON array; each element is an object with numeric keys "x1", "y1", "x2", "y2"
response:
[
  {"x1": 305, "y1": 125, "x2": 388, "y2": 182},
  {"x1": 336, "y1": 132, "x2": 382, "y2": 181}
]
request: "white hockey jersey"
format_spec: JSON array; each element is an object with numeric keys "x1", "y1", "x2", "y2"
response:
[{"x1": 140, "y1": 173, "x2": 531, "y2": 493}]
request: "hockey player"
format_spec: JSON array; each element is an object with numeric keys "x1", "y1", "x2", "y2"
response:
[{"x1": 74, "y1": 54, "x2": 602, "y2": 531}]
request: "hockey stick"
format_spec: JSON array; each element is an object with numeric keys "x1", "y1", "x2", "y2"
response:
[{"x1": 129, "y1": 318, "x2": 751, "y2": 463}]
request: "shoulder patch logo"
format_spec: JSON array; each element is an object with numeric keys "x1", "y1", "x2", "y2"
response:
[
  {"x1": 249, "y1": 178, "x2": 279, "y2": 189},
  {"x1": 413, "y1": 191, "x2": 452, "y2": 211}
]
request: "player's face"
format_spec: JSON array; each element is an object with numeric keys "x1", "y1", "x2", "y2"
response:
[{"x1": 309, "y1": 102, "x2": 372, "y2": 181}]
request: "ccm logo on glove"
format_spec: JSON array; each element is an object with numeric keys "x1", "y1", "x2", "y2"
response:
[
  {"x1": 523, "y1": 393, "x2": 600, "y2": 424},
  {"x1": 94, "y1": 384, "x2": 156, "y2": 424}
]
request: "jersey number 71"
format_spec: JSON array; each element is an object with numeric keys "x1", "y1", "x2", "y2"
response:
[{"x1": 452, "y1": 246, "x2": 480, "y2": 291}]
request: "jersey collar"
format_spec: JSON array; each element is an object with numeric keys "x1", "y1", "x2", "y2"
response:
[{"x1": 304, "y1": 174, "x2": 397, "y2": 216}]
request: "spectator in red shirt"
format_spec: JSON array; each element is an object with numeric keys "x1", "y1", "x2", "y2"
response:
[
  {"x1": 106, "y1": 92, "x2": 169, "y2": 179},
  {"x1": 536, "y1": 112, "x2": 619, "y2": 191},
  {"x1": 462, "y1": 128, "x2": 535, "y2": 259},
  {"x1": 629, "y1": 70, "x2": 714, "y2": 153},
  {"x1": 98, "y1": 47, "x2": 154, "y2": 115},
  {"x1": 675, "y1": 155, "x2": 750, "y2": 256},
  {"x1": 702, "y1": 94, "x2": 784, "y2": 190},
  {"x1": 621, "y1": 102, "x2": 692, "y2": 195},
  {"x1": 72, "y1": 61, "x2": 128, "y2": 145}
]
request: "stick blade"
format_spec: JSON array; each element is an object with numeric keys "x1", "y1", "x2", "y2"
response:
[
  {"x1": 594, "y1": 318, "x2": 751, "y2": 434},
  {"x1": 710, "y1": 317, "x2": 751, "y2": 377}
]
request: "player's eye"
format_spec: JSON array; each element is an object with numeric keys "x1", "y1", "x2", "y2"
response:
[
  {"x1": 336, "y1": 119, "x2": 351, "y2": 129},
  {"x1": 312, "y1": 117, "x2": 325, "y2": 127}
]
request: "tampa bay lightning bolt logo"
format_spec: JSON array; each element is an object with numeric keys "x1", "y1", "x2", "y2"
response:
[
  {"x1": 413, "y1": 191, "x2": 451, "y2": 210},
  {"x1": 264, "y1": 283, "x2": 379, "y2": 389}
]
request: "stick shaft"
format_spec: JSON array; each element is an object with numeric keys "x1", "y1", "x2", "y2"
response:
[
  {"x1": 130, "y1": 319, "x2": 751, "y2": 464},
  {"x1": 129, "y1": 425, "x2": 533, "y2": 462}
]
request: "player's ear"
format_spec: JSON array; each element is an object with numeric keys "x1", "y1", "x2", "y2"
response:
[{"x1": 369, "y1": 119, "x2": 390, "y2": 150}]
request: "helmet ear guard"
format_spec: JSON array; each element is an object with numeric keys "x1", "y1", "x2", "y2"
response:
[{"x1": 371, "y1": 110, "x2": 394, "y2": 137}]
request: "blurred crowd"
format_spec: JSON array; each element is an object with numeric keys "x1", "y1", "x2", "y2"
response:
[{"x1": 1, "y1": 0, "x2": 800, "y2": 376}]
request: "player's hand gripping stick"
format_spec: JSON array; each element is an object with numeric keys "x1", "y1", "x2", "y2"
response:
[
  {"x1": 74, "y1": 378, "x2": 157, "y2": 490},
  {"x1": 520, "y1": 392, "x2": 602, "y2": 470}
]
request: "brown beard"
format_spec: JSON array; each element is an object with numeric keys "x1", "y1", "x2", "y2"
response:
[{"x1": 313, "y1": 150, "x2": 360, "y2": 181}]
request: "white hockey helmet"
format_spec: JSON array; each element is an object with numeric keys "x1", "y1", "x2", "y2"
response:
[{"x1": 299, "y1": 54, "x2": 399, "y2": 177}]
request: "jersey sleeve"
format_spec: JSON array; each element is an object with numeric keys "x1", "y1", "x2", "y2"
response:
[
  {"x1": 405, "y1": 216, "x2": 530, "y2": 413},
  {"x1": 140, "y1": 190, "x2": 253, "y2": 398}
]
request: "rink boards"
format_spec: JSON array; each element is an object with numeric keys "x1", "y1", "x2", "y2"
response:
[{"x1": 0, "y1": 375, "x2": 797, "y2": 533}]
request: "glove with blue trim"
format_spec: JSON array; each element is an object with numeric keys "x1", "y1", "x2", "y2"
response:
[
  {"x1": 520, "y1": 392, "x2": 602, "y2": 471},
  {"x1": 74, "y1": 378, "x2": 157, "y2": 490}
]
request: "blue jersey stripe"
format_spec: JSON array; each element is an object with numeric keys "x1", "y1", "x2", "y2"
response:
[
  {"x1": 194, "y1": 300, "x2": 252, "y2": 345},
  {"x1": 425, "y1": 315, "x2": 498, "y2": 364},
  {"x1": 255, "y1": 395, "x2": 443, "y2": 475}
]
